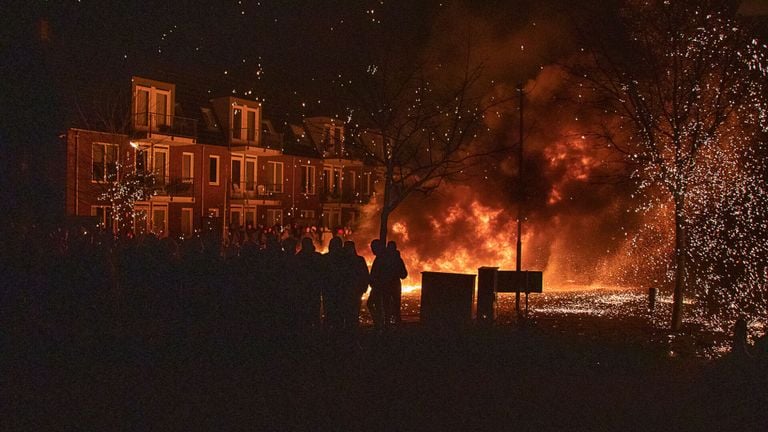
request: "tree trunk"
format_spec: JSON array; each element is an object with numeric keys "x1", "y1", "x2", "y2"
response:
[
  {"x1": 379, "y1": 161, "x2": 394, "y2": 244},
  {"x1": 671, "y1": 191, "x2": 687, "y2": 331},
  {"x1": 379, "y1": 207, "x2": 390, "y2": 245}
]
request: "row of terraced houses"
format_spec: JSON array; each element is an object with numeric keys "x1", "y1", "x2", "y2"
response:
[{"x1": 65, "y1": 76, "x2": 380, "y2": 239}]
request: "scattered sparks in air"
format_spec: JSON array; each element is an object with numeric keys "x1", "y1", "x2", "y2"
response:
[{"x1": 569, "y1": 3, "x2": 768, "y2": 330}]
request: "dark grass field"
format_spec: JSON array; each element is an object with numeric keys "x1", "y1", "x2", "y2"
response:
[{"x1": 5, "y1": 290, "x2": 768, "y2": 431}]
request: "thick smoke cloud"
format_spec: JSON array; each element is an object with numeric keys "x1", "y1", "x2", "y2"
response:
[{"x1": 351, "y1": 1, "x2": 646, "y2": 289}]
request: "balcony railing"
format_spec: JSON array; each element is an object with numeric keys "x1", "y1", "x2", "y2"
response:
[
  {"x1": 230, "y1": 181, "x2": 284, "y2": 199},
  {"x1": 140, "y1": 173, "x2": 195, "y2": 198},
  {"x1": 133, "y1": 112, "x2": 198, "y2": 139},
  {"x1": 320, "y1": 188, "x2": 372, "y2": 204},
  {"x1": 231, "y1": 129, "x2": 284, "y2": 149}
]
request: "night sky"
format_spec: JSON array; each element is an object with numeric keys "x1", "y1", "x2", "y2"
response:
[
  {"x1": 1, "y1": 0, "x2": 767, "y2": 224},
  {"x1": 0, "y1": 0, "x2": 565, "y2": 222}
]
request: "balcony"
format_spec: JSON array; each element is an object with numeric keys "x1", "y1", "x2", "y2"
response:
[
  {"x1": 140, "y1": 173, "x2": 195, "y2": 199},
  {"x1": 320, "y1": 188, "x2": 373, "y2": 205},
  {"x1": 133, "y1": 112, "x2": 197, "y2": 140},
  {"x1": 230, "y1": 130, "x2": 284, "y2": 155},
  {"x1": 230, "y1": 181, "x2": 284, "y2": 200}
]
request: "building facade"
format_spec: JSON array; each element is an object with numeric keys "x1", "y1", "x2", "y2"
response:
[{"x1": 65, "y1": 76, "x2": 376, "y2": 239}]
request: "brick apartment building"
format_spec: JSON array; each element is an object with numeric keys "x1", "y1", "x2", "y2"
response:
[{"x1": 65, "y1": 76, "x2": 376, "y2": 239}]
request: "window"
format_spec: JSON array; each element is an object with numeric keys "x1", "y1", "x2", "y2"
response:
[
  {"x1": 135, "y1": 85, "x2": 171, "y2": 128},
  {"x1": 151, "y1": 207, "x2": 167, "y2": 236},
  {"x1": 349, "y1": 172, "x2": 357, "y2": 195},
  {"x1": 323, "y1": 166, "x2": 342, "y2": 196},
  {"x1": 207, "y1": 208, "x2": 220, "y2": 217},
  {"x1": 92, "y1": 142, "x2": 118, "y2": 182},
  {"x1": 245, "y1": 159, "x2": 257, "y2": 192},
  {"x1": 245, "y1": 208, "x2": 256, "y2": 228},
  {"x1": 247, "y1": 110, "x2": 257, "y2": 141},
  {"x1": 233, "y1": 108, "x2": 242, "y2": 139},
  {"x1": 323, "y1": 124, "x2": 344, "y2": 155},
  {"x1": 231, "y1": 158, "x2": 242, "y2": 190},
  {"x1": 209, "y1": 155, "x2": 220, "y2": 185},
  {"x1": 92, "y1": 206, "x2": 113, "y2": 232},
  {"x1": 201, "y1": 107, "x2": 217, "y2": 130},
  {"x1": 267, "y1": 208, "x2": 283, "y2": 226},
  {"x1": 155, "y1": 92, "x2": 168, "y2": 127},
  {"x1": 181, "y1": 208, "x2": 193, "y2": 237},
  {"x1": 230, "y1": 206, "x2": 242, "y2": 228},
  {"x1": 135, "y1": 149, "x2": 148, "y2": 174},
  {"x1": 299, "y1": 210, "x2": 315, "y2": 220},
  {"x1": 266, "y1": 161, "x2": 283, "y2": 193},
  {"x1": 301, "y1": 165, "x2": 316, "y2": 194},
  {"x1": 322, "y1": 209, "x2": 341, "y2": 230},
  {"x1": 136, "y1": 89, "x2": 148, "y2": 126},
  {"x1": 134, "y1": 207, "x2": 148, "y2": 235},
  {"x1": 232, "y1": 104, "x2": 259, "y2": 142},
  {"x1": 363, "y1": 172, "x2": 372, "y2": 195},
  {"x1": 182, "y1": 153, "x2": 194, "y2": 183},
  {"x1": 153, "y1": 148, "x2": 168, "y2": 185}
]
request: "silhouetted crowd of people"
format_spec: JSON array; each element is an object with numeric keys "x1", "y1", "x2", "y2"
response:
[{"x1": 3, "y1": 222, "x2": 409, "y2": 356}]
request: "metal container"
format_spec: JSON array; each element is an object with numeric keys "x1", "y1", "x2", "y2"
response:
[
  {"x1": 477, "y1": 267, "x2": 498, "y2": 324},
  {"x1": 420, "y1": 271, "x2": 476, "y2": 329}
]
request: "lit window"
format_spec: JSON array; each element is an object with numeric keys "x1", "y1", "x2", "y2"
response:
[
  {"x1": 152, "y1": 148, "x2": 168, "y2": 185},
  {"x1": 321, "y1": 209, "x2": 341, "y2": 230},
  {"x1": 323, "y1": 166, "x2": 342, "y2": 196},
  {"x1": 245, "y1": 159, "x2": 257, "y2": 192},
  {"x1": 182, "y1": 153, "x2": 194, "y2": 183},
  {"x1": 135, "y1": 85, "x2": 171, "y2": 129},
  {"x1": 245, "y1": 208, "x2": 256, "y2": 227},
  {"x1": 363, "y1": 172, "x2": 372, "y2": 195},
  {"x1": 267, "y1": 208, "x2": 283, "y2": 226},
  {"x1": 301, "y1": 165, "x2": 316, "y2": 194},
  {"x1": 232, "y1": 104, "x2": 259, "y2": 142},
  {"x1": 231, "y1": 158, "x2": 242, "y2": 190},
  {"x1": 266, "y1": 161, "x2": 283, "y2": 193}
]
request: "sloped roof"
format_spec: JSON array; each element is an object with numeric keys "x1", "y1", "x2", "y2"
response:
[{"x1": 282, "y1": 123, "x2": 322, "y2": 158}]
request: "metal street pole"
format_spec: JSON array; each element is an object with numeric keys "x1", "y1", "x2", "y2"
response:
[{"x1": 515, "y1": 83, "x2": 524, "y2": 318}]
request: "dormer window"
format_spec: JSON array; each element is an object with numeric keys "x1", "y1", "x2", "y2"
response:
[
  {"x1": 232, "y1": 104, "x2": 259, "y2": 142},
  {"x1": 200, "y1": 108, "x2": 217, "y2": 130},
  {"x1": 135, "y1": 85, "x2": 171, "y2": 129},
  {"x1": 323, "y1": 124, "x2": 344, "y2": 156}
]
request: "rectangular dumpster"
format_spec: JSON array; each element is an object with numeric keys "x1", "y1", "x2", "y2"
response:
[
  {"x1": 495, "y1": 270, "x2": 543, "y2": 293},
  {"x1": 420, "y1": 271, "x2": 476, "y2": 328}
]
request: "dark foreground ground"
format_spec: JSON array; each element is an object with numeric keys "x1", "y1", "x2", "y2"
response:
[{"x1": 6, "y1": 310, "x2": 768, "y2": 432}]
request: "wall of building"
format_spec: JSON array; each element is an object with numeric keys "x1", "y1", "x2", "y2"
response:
[{"x1": 65, "y1": 128, "x2": 130, "y2": 217}]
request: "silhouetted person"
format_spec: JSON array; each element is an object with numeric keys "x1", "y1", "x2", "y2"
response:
[
  {"x1": 368, "y1": 239, "x2": 386, "y2": 331},
  {"x1": 732, "y1": 316, "x2": 749, "y2": 357},
  {"x1": 344, "y1": 240, "x2": 369, "y2": 330},
  {"x1": 384, "y1": 241, "x2": 407, "y2": 326},
  {"x1": 323, "y1": 236, "x2": 345, "y2": 330},
  {"x1": 279, "y1": 236, "x2": 300, "y2": 332},
  {"x1": 296, "y1": 237, "x2": 323, "y2": 331}
]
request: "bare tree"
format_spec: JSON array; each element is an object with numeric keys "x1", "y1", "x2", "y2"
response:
[
  {"x1": 74, "y1": 81, "x2": 132, "y2": 134},
  {"x1": 340, "y1": 47, "x2": 513, "y2": 244},
  {"x1": 568, "y1": 0, "x2": 768, "y2": 330}
]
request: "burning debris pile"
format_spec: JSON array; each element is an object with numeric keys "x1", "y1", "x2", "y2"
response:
[{"x1": 348, "y1": 1, "x2": 768, "y2": 332}]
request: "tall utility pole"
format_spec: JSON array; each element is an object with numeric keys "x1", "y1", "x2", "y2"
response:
[{"x1": 515, "y1": 83, "x2": 524, "y2": 317}]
